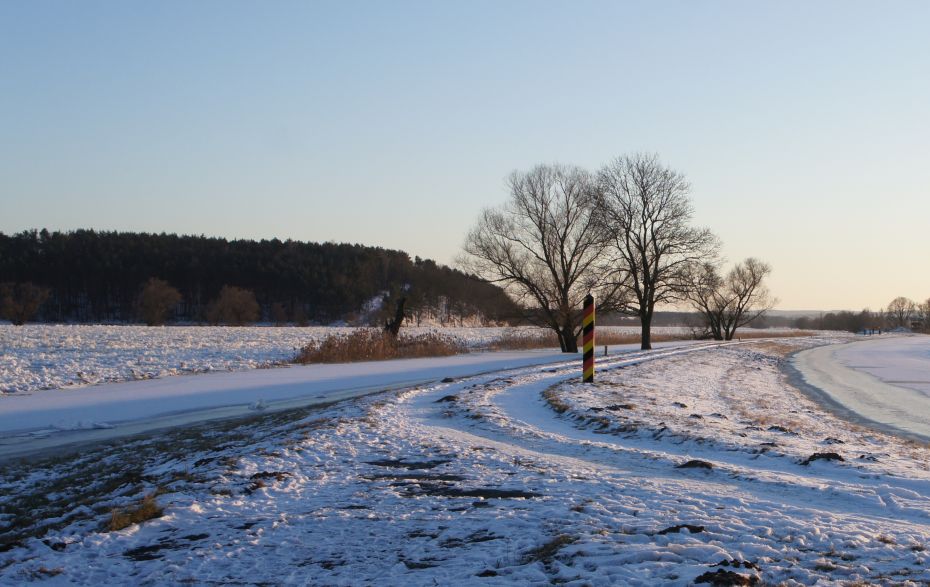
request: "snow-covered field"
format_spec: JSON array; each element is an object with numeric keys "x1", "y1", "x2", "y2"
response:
[
  {"x1": 5, "y1": 335, "x2": 930, "y2": 585},
  {"x1": 0, "y1": 324, "x2": 701, "y2": 394}
]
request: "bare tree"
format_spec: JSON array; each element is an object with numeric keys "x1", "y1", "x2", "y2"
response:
[
  {"x1": 886, "y1": 296, "x2": 916, "y2": 329},
  {"x1": 136, "y1": 278, "x2": 182, "y2": 326},
  {"x1": 0, "y1": 282, "x2": 50, "y2": 325},
  {"x1": 687, "y1": 258, "x2": 775, "y2": 340},
  {"x1": 595, "y1": 153, "x2": 718, "y2": 349},
  {"x1": 206, "y1": 286, "x2": 260, "y2": 325},
  {"x1": 917, "y1": 298, "x2": 930, "y2": 333},
  {"x1": 461, "y1": 164, "x2": 621, "y2": 352}
]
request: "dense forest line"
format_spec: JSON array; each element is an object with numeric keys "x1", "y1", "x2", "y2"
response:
[{"x1": 0, "y1": 229, "x2": 518, "y2": 325}]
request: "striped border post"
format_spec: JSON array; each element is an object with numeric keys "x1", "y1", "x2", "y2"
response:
[{"x1": 582, "y1": 294, "x2": 595, "y2": 383}]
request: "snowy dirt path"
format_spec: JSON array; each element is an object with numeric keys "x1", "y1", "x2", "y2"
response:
[{"x1": 3, "y1": 336, "x2": 930, "y2": 585}]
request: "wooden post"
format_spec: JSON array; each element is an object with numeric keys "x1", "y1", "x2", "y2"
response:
[{"x1": 583, "y1": 294, "x2": 595, "y2": 383}]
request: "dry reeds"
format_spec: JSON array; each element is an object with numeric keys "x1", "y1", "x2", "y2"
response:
[
  {"x1": 295, "y1": 329, "x2": 467, "y2": 364},
  {"x1": 108, "y1": 494, "x2": 163, "y2": 532}
]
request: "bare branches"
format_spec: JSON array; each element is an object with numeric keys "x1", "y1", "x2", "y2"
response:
[
  {"x1": 462, "y1": 154, "x2": 777, "y2": 351},
  {"x1": 886, "y1": 296, "x2": 917, "y2": 329},
  {"x1": 687, "y1": 258, "x2": 775, "y2": 340},
  {"x1": 594, "y1": 153, "x2": 719, "y2": 348},
  {"x1": 461, "y1": 164, "x2": 622, "y2": 352}
]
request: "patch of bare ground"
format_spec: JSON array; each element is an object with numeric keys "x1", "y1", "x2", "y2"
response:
[
  {"x1": 108, "y1": 493, "x2": 163, "y2": 532},
  {"x1": 0, "y1": 399, "x2": 341, "y2": 549},
  {"x1": 522, "y1": 534, "x2": 577, "y2": 565}
]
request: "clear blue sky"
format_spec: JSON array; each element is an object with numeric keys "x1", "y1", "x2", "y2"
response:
[{"x1": 2, "y1": 1, "x2": 928, "y2": 310}]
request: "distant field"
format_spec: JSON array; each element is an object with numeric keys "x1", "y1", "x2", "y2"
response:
[{"x1": 0, "y1": 324, "x2": 807, "y2": 394}]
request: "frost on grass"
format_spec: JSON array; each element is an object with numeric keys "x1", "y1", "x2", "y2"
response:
[{"x1": 3, "y1": 336, "x2": 930, "y2": 585}]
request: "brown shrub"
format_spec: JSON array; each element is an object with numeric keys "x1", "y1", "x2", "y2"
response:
[
  {"x1": 0, "y1": 282, "x2": 50, "y2": 325},
  {"x1": 108, "y1": 494, "x2": 163, "y2": 531},
  {"x1": 206, "y1": 285, "x2": 260, "y2": 325},
  {"x1": 136, "y1": 278, "x2": 182, "y2": 326},
  {"x1": 295, "y1": 329, "x2": 466, "y2": 364},
  {"x1": 270, "y1": 302, "x2": 289, "y2": 325}
]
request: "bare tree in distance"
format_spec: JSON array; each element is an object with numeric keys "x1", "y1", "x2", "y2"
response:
[
  {"x1": 136, "y1": 278, "x2": 182, "y2": 326},
  {"x1": 886, "y1": 296, "x2": 917, "y2": 329},
  {"x1": 687, "y1": 258, "x2": 775, "y2": 340},
  {"x1": 206, "y1": 286, "x2": 260, "y2": 326},
  {"x1": 461, "y1": 164, "x2": 623, "y2": 352},
  {"x1": 0, "y1": 282, "x2": 50, "y2": 325},
  {"x1": 595, "y1": 153, "x2": 719, "y2": 349},
  {"x1": 917, "y1": 298, "x2": 930, "y2": 333}
]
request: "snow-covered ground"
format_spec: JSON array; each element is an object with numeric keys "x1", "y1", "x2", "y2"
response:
[
  {"x1": 0, "y1": 324, "x2": 700, "y2": 395},
  {"x1": 0, "y1": 324, "x2": 809, "y2": 395},
  {"x1": 5, "y1": 334, "x2": 930, "y2": 585}
]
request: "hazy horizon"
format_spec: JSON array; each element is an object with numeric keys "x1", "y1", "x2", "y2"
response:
[{"x1": 3, "y1": 1, "x2": 928, "y2": 311}]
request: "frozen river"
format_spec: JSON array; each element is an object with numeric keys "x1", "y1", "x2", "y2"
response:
[{"x1": 793, "y1": 335, "x2": 930, "y2": 439}]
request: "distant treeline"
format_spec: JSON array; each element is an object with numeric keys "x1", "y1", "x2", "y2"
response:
[{"x1": 0, "y1": 229, "x2": 518, "y2": 325}]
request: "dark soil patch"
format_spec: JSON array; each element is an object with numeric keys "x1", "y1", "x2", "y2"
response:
[
  {"x1": 434, "y1": 487, "x2": 539, "y2": 499},
  {"x1": 694, "y1": 568, "x2": 758, "y2": 585},
  {"x1": 364, "y1": 472, "x2": 466, "y2": 482},
  {"x1": 767, "y1": 425, "x2": 796, "y2": 435},
  {"x1": 182, "y1": 533, "x2": 210, "y2": 541},
  {"x1": 366, "y1": 459, "x2": 451, "y2": 470},
  {"x1": 123, "y1": 540, "x2": 180, "y2": 561},
  {"x1": 677, "y1": 460, "x2": 714, "y2": 470},
  {"x1": 606, "y1": 404, "x2": 636, "y2": 411},
  {"x1": 435, "y1": 395, "x2": 458, "y2": 403},
  {"x1": 522, "y1": 534, "x2": 576, "y2": 564},
  {"x1": 249, "y1": 471, "x2": 290, "y2": 482},
  {"x1": 440, "y1": 530, "x2": 500, "y2": 548},
  {"x1": 800, "y1": 452, "x2": 844, "y2": 466},
  {"x1": 658, "y1": 524, "x2": 705, "y2": 535},
  {"x1": 714, "y1": 560, "x2": 760, "y2": 570},
  {"x1": 401, "y1": 481, "x2": 539, "y2": 500},
  {"x1": 402, "y1": 559, "x2": 438, "y2": 569}
]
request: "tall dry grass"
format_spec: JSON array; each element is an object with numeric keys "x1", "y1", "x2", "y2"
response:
[
  {"x1": 295, "y1": 329, "x2": 467, "y2": 364},
  {"x1": 294, "y1": 326, "x2": 816, "y2": 363}
]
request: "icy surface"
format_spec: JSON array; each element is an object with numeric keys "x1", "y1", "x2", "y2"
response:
[
  {"x1": 794, "y1": 334, "x2": 930, "y2": 439},
  {"x1": 4, "y1": 336, "x2": 930, "y2": 585}
]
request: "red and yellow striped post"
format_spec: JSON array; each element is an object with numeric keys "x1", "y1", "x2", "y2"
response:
[{"x1": 582, "y1": 294, "x2": 595, "y2": 383}]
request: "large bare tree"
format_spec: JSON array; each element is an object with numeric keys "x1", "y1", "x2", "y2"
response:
[
  {"x1": 461, "y1": 164, "x2": 622, "y2": 352},
  {"x1": 595, "y1": 153, "x2": 718, "y2": 349},
  {"x1": 886, "y1": 296, "x2": 917, "y2": 329},
  {"x1": 687, "y1": 258, "x2": 775, "y2": 340}
]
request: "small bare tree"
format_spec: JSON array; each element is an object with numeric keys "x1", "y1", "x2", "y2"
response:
[
  {"x1": 687, "y1": 258, "x2": 775, "y2": 340},
  {"x1": 886, "y1": 296, "x2": 917, "y2": 329},
  {"x1": 206, "y1": 286, "x2": 260, "y2": 326},
  {"x1": 462, "y1": 164, "x2": 621, "y2": 352},
  {"x1": 917, "y1": 298, "x2": 930, "y2": 332},
  {"x1": 595, "y1": 153, "x2": 718, "y2": 349},
  {"x1": 0, "y1": 282, "x2": 50, "y2": 325},
  {"x1": 136, "y1": 278, "x2": 182, "y2": 326}
]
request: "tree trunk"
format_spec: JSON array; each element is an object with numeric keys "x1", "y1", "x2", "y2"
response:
[
  {"x1": 640, "y1": 317, "x2": 652, "y2": 350},
  {"x1": 561, "y1": 325, "x2": 579, "y2": 353},
  {"x1": 384, "y1": 297, "x2": 406, "y2": 338}
]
